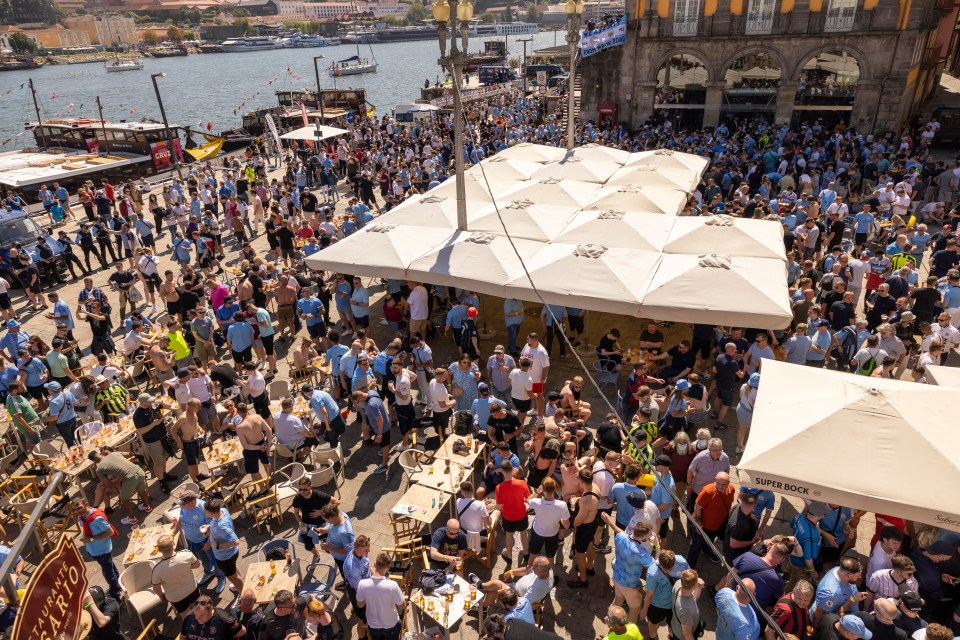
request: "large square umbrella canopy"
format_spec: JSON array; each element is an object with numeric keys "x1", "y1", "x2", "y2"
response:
[
  {"x1": 663, "y1": 214, "x2": 787, "y2": 261},
  {"x1": 736, "y1": 360, "x2": 960, "y2": 532},
  {"x1": 279, "y1": 124, "x2": 349, "y2": 141}
]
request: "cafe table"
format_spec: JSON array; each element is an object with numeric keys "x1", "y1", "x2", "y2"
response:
[
  {"x1": 410, "y1": 574, "x2": 480, "y2": 638},
  {"x1": 122, "y1": 523, "x2": 177, "y2": 566},
  {"x1": 392, "y1": 484, "x2": 447, "y2": 525},
  {"x1": 205, "y1": 438, "x2": 244, "y2": 476},
  {"x1": 244, "y1": 560, "x2": 299, "y2": 605},
  {"x1": 432, "y1": 436, "x2": 483, "y2": 467},
  {"x1": 408, "y1": 460, "x2": 471, "y2": 495}
]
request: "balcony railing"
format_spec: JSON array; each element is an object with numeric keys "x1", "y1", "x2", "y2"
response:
[
  {"x1": 658, "y1": 16, "x2": 713, "y2": 37},
  {"x1": 920, "y1": 7, "x2": 942, "y2": 30},
  {"x1": 729, "y1": 13, "x2": 790, "y2": 36},
  {"x1": 807, "y1": 9, "x2": 875, "y2": 33}
]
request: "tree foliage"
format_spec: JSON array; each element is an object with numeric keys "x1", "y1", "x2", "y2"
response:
[
  {"x1": 501, "y1": 4, "x2": 513, "y2": 22},
  {"x1": 142, "y1": 31, "x2": 160, "y2": 46},
  {"x1": 406, "y1": 1, "x2": 427, "y2": 23},
  {"x1": 478, "y1": 11, "x2": 496, "y2": 23},
  {"x1": 166, "y1": 24, "x2": 183, "y2": 41},
  {"x1": 9, "y1": 31, "x2": 38, "y2": 53},
  {"x1": 524, "y1": 1, "x2": 538, "y2": 22},
  {"x1": 0, "y1": 0, "x2": 60, "y2": 25}
]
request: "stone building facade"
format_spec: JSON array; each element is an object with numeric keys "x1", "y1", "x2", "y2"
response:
[{"x1": 579, "y1": 0, "x2": 960, "y2": 133}]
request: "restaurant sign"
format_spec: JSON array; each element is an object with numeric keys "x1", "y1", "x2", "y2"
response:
[{"x1": 12, "y1": 536, "x2": 89, "y2": 640}]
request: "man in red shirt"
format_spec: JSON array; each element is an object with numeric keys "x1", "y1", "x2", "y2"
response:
[
  {"x1": 495, "y1": 459, "x2": 531, "y2": 565},
  {"x1": 688, "y1": 471, "x2": 735, "y2": 569}
]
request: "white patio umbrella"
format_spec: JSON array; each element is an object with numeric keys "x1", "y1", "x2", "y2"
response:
[
  {"x1": 606, "y1": 164, "x2": 698, "y2": 191},
  {"x1": 428, "y1": 173, "x2": 503, "y2": 204},
  {"x1": 663, "y1": 215, "x2": 787, "y2": 261},
  {"x1": 565, "y1": 143, "x2": 633, "y2": 166},
  {"x1": 497, "y1": 178, "x2": 600, "y2": 209},
  {"x1": 379, "y1": 193, "x2": 492, "y2": 231},
  {"x1": 923, "y1": 364, "x2": 960, "y2": 387},
  {"x1": 587, "y1": 184, "x2": 690, "y2": 216},
  {"x1": 279, "y1": 124, "x2": 349, "y2": 141},
  {"x1": 553, "y1": 208, "x2": 674, "y2": 251},
  {"x1": 533, "y1": 155, "x2": 623, "y2": 184},
  {"x1": 469, "y1": 199, "x2": 581, "y2": 243},
  {"x1": 406, "y1": 231, "x2": 545, "y2": 298},
  {"x1": 505, "y1": 243, "x2": 660, "y2": 316},
  {"x1": 624, "y1": 149, "x2": 710, "y2": 181},
  {"x1": 465, "y1": 156, "x2": 543, "y2": 182},
  {"x1": 495, "y1": 142, "x2": 568, "y2": 164},
  {"x1": 736, "y1": 360, "x2": 960, "y2": 532},
  {"x1": 640, "y1": 253, "x2": 792, "y2": 327},
  {"x1": 303, "y1": 222, "x2": 453, "y2": 279}
]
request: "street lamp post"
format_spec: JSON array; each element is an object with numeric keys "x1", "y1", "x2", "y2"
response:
[
  {"x1": 150, "y1": 72, "x2": 182, "y2": 180},
  {"x1": 565, "y1": 0, "x2": 585, "y2": 150},
  {"x1": 313, "y1": 55, "x2": 326, "y2": 122},
  {"x1": 518, "y1": 36, "x2": 532, "y2": 96},
  {"x1": 433, "y1": 0, "x2": 473, "y2": 232}
]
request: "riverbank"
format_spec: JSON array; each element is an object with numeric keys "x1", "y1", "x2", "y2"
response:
[{"x1": 45, "y1": 51, "x2": 145, "y2": 65}]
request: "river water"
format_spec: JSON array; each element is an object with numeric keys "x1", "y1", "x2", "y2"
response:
[{"x1": 0, "y1": 31, "x2": 563, "y2": 150}]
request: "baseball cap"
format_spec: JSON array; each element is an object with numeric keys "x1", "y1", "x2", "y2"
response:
[
  {"x1": 467, "y1": 306, "x2": 478, "y2": 318},
  {"x1": 654, "y1": 455, "x2": 672, "y2": 468},
  {"x1": 816, "y1": 319, "x2": 831, "y2": 327},
  {"x1": 839, "y1": 615, "x2": 872, "y2": 640},
  {"x1": 478, "y1": 382, "x2": 490, "y2": 395},
  {"x1": 138, "y1": 392, "x2": 156, "y2": 404},
  {"x1": 179, "y1": 490, "x2": 198, "y2": 505},
  {"x1": 5, "y1": 320, "x2": 19, "y2": 329},
  {"x1": 43, "y1": 381, "x2": 62, "y2": 392},
  {"x1": 493, "y1": 345, "x2": 505, "y2": 354},
  {"x1": 546, "y1": 390, "x2": 562, "y2": 402},
  {"x1": 900, "y1": 591, "x2": 923, "y2": 612},
  {"x1": 300, "y1": 383, "x2": 314, "y2": 395},
  {"x1": 748, "y1": 373, "x2": 761, "y2": 388},
  {"x1": 94, "y1": 375, "x2": 108, "y2": 384},
  {"x1": 625, "y1": 490, "x2": 647, "y2": 508}
]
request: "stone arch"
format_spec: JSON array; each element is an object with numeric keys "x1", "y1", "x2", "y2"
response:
[
  {"x1": 648, "y1": 48, "x2": 714, "y2": 84},
  {"x1": 718, "y1": 45, "x2": 789, "y2": 86},
  {"x1": 790, "y1": 43, "x2": 869, "y2": 82}
]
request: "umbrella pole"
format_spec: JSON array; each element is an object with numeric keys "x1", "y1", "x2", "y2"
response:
[{"x1": 574, "y1": 310, "x2": 591, "y2": 355}]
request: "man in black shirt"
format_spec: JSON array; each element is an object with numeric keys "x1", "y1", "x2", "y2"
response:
[
  {"x1": 276, "y1": 220, "x2": 296, "y2": 267},
  {"x1": 930, "y1": 239, "x2": 960, "y2": 278},
  {"x1": 638, "y1": 322, "x2": 664, "y2": 354},
  {"x1": 487, "y1": 404, "x2": 522, "y2": 454},
  {"x1": 723, "y1": 492, "x2": 758, "y2": 564},
  {"x1": 182, "y1": 597, "x2": 245, "y2": 640},
  {"x1": 595, "y1": 416, "x2": 623, "y2": 455},
  {"x1": 712, "y1": 342, "x2": 744, "y2": 428},
  {"x1": 108, "y1": 263, "x2": 135, "y2": 322},
  {"x1": 652, "y1": 340, "x2": 696, "y2": 383},
  {"x1": 84, "y1": 586, "x2": 123, "y2": 640},
  {"x1": 132, "y1": 392, "x2": 176, "y2": 493},
  {"x1": 292, "y1": 475, "x2": 338, "y2": 560},
  {"x1": 259, "y1": 590, "x2": 309, "y2": 640},
  {"x1": 852, "y1": 598, "x2": 907, "y2": 640},
  {"x1": 910, "y1": 276, "x2": 943, "y2": 324}
]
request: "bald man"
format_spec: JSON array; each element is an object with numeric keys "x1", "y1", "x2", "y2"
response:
[
  {"x1": 429, "y1": 519, "x2": 468, "y2": 574},
  {"x1": 715, "y1": 578, "x2": 760, "y2": 640},
  {"x1": 689, "y1": 471, "x2": 736, "y2": 568}
]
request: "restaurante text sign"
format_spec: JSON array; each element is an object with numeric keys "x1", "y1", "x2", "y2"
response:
[{"x1": 12, "y1": 536, "x2": 89, "y2": 640}]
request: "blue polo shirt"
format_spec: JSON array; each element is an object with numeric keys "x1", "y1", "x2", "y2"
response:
[
  {"x1": 53, "y1": 300, "x2": 75, "y2": 330},
  {"x1": 309, "y1": 389, "x2": 340, "y2": 424},
  {"x1": 326, "y1": 344, "x2": 348, "y2": 376},
  {"x1": 297, "y1": 297, "x2": 325, "y2": 327},
  {"x1": 471, "y1": 396, "x2": 504, "y2": 429},
  {"x1": 610, "y1": 482, "x2": 641, "y2": 528},
  {"x1": 446, "y1": 305, "x2": 468, "y2": 330},
  {"x1": 350, "y1": 288, "x2": 369, "y2": 319},
  {"x1": 209, "y1": 509, "x2": 239, "y2": 561},
  {"x1": 611, "y1": 531, "x2": 653, "y2": 588},
  {"x1": 646, "y1": 555, "x2": 689, "y2": 608},
  {"x1": 342, "y1": 551, "x2": 370, "y2": 590},
  {"x1": 84, "y1": 513, "x2": 113, "y2": 557},
  {"x1": 0, "y1": 330, "x2": 30, "y2": 361},
  {"x1": 541, "y1": 305, "x2": 565, "y2": 327},
  {"x1": 216, "y1": 303, "x2": 240, "y2": 324},
  {"x1": 820, "y1": 506, "x2": 853, "y2": 546},
  {"x1": 504, "y1": 598, "x2": 535, "y2": 625},
  {"x1": 740, "y1": 487, "x2": 776, "y2": 520},
  {"x1": 790, "y1": 513, "x2": 821, "y2": 567},
  {"x1": 363, "y1": 390, "x2": 391, "y2": 436},
  {"x1": 504, "y1": 299, "x2": 524, "y2": 327},
  {"x1": 325, "y1": 515, "x2": 355, "y2": 561},
  {"x1": 815, "y1": 566, "x2": 858, "y2": 615},
  {"x1": 334, "y1": 281, "x2": 352, "y2": 309},
  {"x1": 226, "y1": 322, "x2": 254, "y2": 352},
  {"x1": 255, "y1": 308, "x2": 274, "y2": 338},
  {"x1": 651, "y1": 473, "x2": 677, "y2": 520},
  {"x1": 47, "y1": 391, "x2": 77, "y2": 424},
  {"x1": 19, "y1": 358, "x2": 46, "y2": 388},
  {"x1": 178, "y1": 500, "x2": 212, "y2": 544}
]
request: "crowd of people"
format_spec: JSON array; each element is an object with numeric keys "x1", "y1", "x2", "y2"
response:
[{"x1": 0, "y1": 84, "x2": 958, "y2": 640}]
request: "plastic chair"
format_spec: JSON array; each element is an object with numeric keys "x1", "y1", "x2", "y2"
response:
[
  {"x1": 592, "y1": 358, "x2": 620, "y2": 393},
  {"x1": 397, "y1": 448, "x2": 429, "y2": 486},
  {"x1": 268, "y1": 380, "x2": 290, "y2": 403},
  {"x1": 309, "y1": 461, "x2": 340, "y2": 499},
  {"x1": 687, "y1": 401, "x2": 712, "y2": 427},
  {"x1": 301, "y1": 561, "x2": 336, "y2": 596},
  {"x1": 273, "y1": 462, "x2": 306, "y2": 509},
  {"x1": 33, "y1": 440, "x2": 64, "y2": 459},
  {"x1": 118, "y1": 560, "x2": 165, "y2": 629},
  {"x1": 257, "y1": 538, "x2": 297, "y2": 566}
]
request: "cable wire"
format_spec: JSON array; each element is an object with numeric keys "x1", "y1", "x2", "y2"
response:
[{"x1": 452, "y1": 76, "x2": 791, "y2": 639}]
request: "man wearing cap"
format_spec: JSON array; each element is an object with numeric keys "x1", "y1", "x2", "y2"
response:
[
  {"x1": 472, "y1": 381, "x2": 506, "y2": 434},
  {"x1": 790, "y1": 502, "x2": 830, "y2": 585},
  {"x1": 892, "y1": 591, "x2": 925, "y2": 637},
  {"x1": 461, "y1": 306, "x2": 481, "y2": 362},
  {"x1": 807, "y1": 320, "x2": 834, "y2": 367},
  {"x1": 44, "y1": 380, "x2": 79, "y2": 447},
  {"x1": 722, "y1": 492, "x2": 759, "y2": 565},
  {"x1": 94, "y1": 374, "x2": 130, "y2": 423},
  {"x1": 649, "y1": 455, "x2": 676, "y2": 537},
  {"x1": 0, "y1": 320, "x2": 29, "y2": 365},
  {"x1": 172, "y1": 490, "x2": 225, "y2": 591},
  {"x1": 151, "y1": 533, "x2": 202, "y2": 618},
  {"x1": 813, "y1": 612, "x2": 874, "y2": 640},
  {"x1": 88, "y1": 448, "x2": 151, "y2": 526},
  {"x1": 133, "y1": 391, "x2": 177, "y2": 493}
]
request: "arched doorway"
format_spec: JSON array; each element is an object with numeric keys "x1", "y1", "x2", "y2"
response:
[
  {"x1": 792, "y1": 50, "x2": 861, "y2": 128},
  {"x1": 654, "y1": 53, "x2": 708, "y2": 129},
  {"x1": 720, "y1": 51, "x2": 782, "y2": 128}
]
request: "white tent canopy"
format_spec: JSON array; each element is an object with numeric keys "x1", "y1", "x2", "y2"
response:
[
  {"x1": 305, "y1": 143, "x2": 793, "y2": 328},
  {"x1": 923, "y1": 364, "x2": 960, "y2": 387},
  {"x1": 736, "y1": 360, "x2": 960, "y2": 531},
  {"x1": 279, "y1": 124, "x2": 349, "y2": 141}
]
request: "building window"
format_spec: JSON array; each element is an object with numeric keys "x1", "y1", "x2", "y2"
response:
[
  {"x1": 673, "y1": 0, "x2": 701, "y2": 37},
  {"x1": 745, "y1": 0, "x2": 776, "y2": 35},
  {"x1": 824, "y1": 0, "x2": 857, "y2": 32}
]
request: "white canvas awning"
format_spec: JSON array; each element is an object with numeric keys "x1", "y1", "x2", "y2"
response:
[
  {"x1": 305, "y1": 143, "x2": 793, "y2": 328},
  {"x1": 736, "y1": 360, "x2": 960, "y2": 531},
  {"x1": 923, "y1": 364, "x2": 960, "y2": 387},
  {"x1": 279, "y1": 124, "x2": 349, "y2": 141}
]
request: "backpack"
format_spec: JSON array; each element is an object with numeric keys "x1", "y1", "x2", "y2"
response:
[
  {"x1": 830, "y1": 326, "x2": 858, "y2": 369},
  {"x1": 857, "y1": 348, "x2": 881, "y2": 376}
]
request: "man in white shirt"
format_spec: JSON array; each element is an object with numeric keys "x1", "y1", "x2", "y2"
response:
[
  {"x1": 357, "y1": 553, "x2": 405, "y2": 640},
  {"x1": 429, "y1": 368, "x2": 456, "y2": 438},
  {"x1": 520, "y1": 333, "x2": 550, "y2": 416},
  {"x1": 242, "y1": 362, "x2": 272, "y2": 428},
  {"x1": 455, "y1": 481, "x2": 491, "y2": 536},
  {"x1": 469, "y1": 554, "x2": 555, "y2": 608},
  {"x1": 528, "y1": 477, "x2": 570, "y2": 562},
  {"x1": 409, "y1": 335, "x2": 433, "y2": 407},
  {"x1": 407, "y1": 281, "x2": 429, "y2": 338}
]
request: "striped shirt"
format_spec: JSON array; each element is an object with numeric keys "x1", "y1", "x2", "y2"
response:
[
  {"x1": 866, "y1": 569, "x2": 919, "y2": 599},
  {"x1": 95, "y1": 384, "x2": 129, "y2": 419}
]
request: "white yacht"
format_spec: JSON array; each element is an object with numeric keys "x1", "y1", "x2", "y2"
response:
[
  {"x1": 220, "y1": 37, "x2": 282, "y2": 52},
  {"x1": 474, "y1": 21, "x2": 540, "y2": 36},
  {"x1": 105, "y1": 58, "x2": 144, "y2": 72}
]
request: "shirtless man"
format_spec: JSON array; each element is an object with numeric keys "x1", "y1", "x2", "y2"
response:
[
  {"x1": 236, "y1": 275, "x2": 254, "y2": 308},
  {"x1": 568, "y1": 468, "x2": 599, "y2": 589},
  {"x1": 173, "y1": 398, "x2": 208, "y2": 484},
  {"x1": 235, "y1": 402, "x2": 272, "y2": 481},
  {"x1": 275, "y1": 268, "x2": 300, "y2": 341},
  {"x1": 150, "y1": 336, "x2": 177, "y2": 383},
  {"x1": 159, "y1": 270, "x2": 181, "y2": 320}
]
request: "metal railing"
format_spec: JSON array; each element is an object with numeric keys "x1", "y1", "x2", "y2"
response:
[
  {"x1": 658, "y1": 16, "x2": 713, "y2": 37},
  {"x1": 729, "y1": 13, "x2": 790, "y2": 36},
  {"x1": 807, "y1": 9, "x2": 875, "y2": 34}
]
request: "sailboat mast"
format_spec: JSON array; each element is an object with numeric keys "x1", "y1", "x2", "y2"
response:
[{"x1": 28, "y1": 79, "x2": 46, "y2": 149}]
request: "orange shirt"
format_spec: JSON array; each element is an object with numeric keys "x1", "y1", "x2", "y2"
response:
[
  {"x1": 496, "y1": 479, "x2": 531, "y2": 521},
  {"x1": 695, "y1": 483, "x2": 736, "y2": 530}
]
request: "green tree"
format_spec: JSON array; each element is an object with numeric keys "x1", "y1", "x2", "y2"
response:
[
  {"x1": 406, "y1": 1, "x2": 427, "y2": 22},
  {"x1": 8, "y1": 32, "x2": 38, "y2": 54},
  {"x1": 182, "y1": 30, "x2": 198, "y2": 40},
  {"x1": 478, "y1": 11, "x2": 496, "y2": 23},
  {"x1": 142, "y1": 31, "x2": 160, "y2": 46},
  {"x1": 501, "y1": 4, "x2": 513, "y2": 22},
  {"x1": 166, "y1": 25, "x2": 183, "y2": 41},
  {"x1": 524, "y1": 1, "x2": 538, "y2": 22},
  {"x1": 235, "y1": 17, "x2": 252, "y2": 35}
]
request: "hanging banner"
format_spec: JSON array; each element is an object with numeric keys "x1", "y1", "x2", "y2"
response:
[
  {"x1": 12, "y1": 536, "x2": 89, "y2": 640},
  {"x1": 149, "y1": 139, "x2": 183, "y2": 170},
  {"x1": 265, "y1": 113, "x2": 283, "y2": 155},
  {"x1": 578, "y1": 16, "x2": 627, "y2": 59}
]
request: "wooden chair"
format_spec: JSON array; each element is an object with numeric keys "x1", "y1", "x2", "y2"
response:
[
  {"x1": 383, "y1": 528, "x2": 431, "y2": 593},
  {"x1": 136, "y1": 619, "x2": 158, "y2": 640},
  {"x1": 238, "y1": 477, "x2": 281, "y2": 532},
  {"x1": 533, "y1": 601, "x2": 545, "y2": 627},
  {"x1": 463, "y1": 510, "x2": 500, "y2": 569}
]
